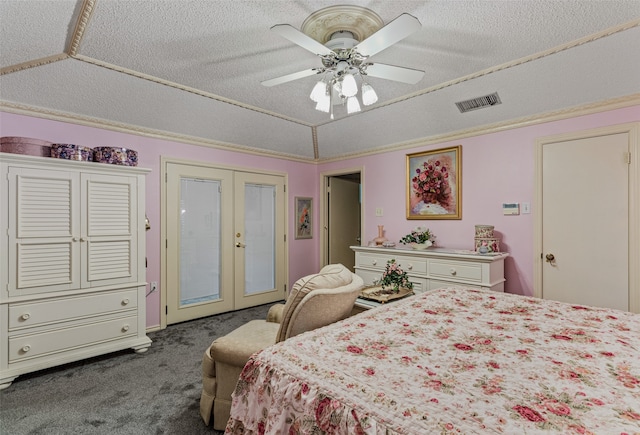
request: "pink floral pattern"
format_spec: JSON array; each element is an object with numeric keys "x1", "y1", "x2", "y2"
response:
[{"x1": 226, "y1": 288, "x2": 640, "y2": 434}]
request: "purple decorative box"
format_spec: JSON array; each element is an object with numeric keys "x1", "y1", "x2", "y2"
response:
[
  {"x1": 1, "y1": 137, "x2": 52, "y2": 157},
  {"x1": 93, "y1": 147, "x2": 138, "y2": 167},
  {"x1": 51, "y1": 144, "x2": 93, "y2": 161}
]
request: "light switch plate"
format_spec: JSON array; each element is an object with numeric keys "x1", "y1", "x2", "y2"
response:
[{"x1": 375, "y1": 207, "x2": 383, "y2": 217}]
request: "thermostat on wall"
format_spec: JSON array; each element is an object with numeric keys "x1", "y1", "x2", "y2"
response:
[{"x1": 502, "y1": 203, "x2": 520, "y2": 215}]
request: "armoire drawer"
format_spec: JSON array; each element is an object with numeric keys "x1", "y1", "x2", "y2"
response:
[
  {"x1": 8, "y1": 289, "x2": 138, "y2": 330},
  {"x1": 429, "y1": 260, "x2": 482, "y2": 283},
  {"x1": 8, "y1": 315, "x2": 138, "y2": 362}
]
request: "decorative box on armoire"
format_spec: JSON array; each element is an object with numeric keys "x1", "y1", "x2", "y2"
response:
[{"x1": 0, "y1": 153, "x2": 151, "y2": 389}]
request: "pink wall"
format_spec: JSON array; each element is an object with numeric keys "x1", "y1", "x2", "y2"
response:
[
  {"x1": 2, "y1": 105, "x2": 638, "y2": 328},
  {"x1": 0, "y1": 112, "x2": 319, "y2": 329},
  {"x1": 321, "y1": 105, "x2": 640, "y2": 297}
]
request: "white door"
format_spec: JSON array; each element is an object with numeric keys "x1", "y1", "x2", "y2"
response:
[
  {"x1": 166, "y1": 163, "x2": 235, "y2": 323},
  {"x1": 327, "y1": 176, "x2": 361, "y2": 270},
  {"x1": 165, "y1": 162, "x2": 285, "y2": 324},
  {"x1": 233, "y1": 172, "x2": 286, "y2": 310},
  {"x1": 539, "y1": 131, "x2": 629, "y2": 310}
]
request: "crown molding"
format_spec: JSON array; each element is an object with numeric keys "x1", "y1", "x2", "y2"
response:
[
  {"x1": 2, "y1": 95, "x2": 637, "y2": 165},
  {"x1": 0, "y1": 54, "x2": 69, "y2": 76},
  {"x1": 0, "y1": 101, "x2": 314, "y2": 164},
  {"x1": 314, "y1": 18, "x2": 640, "y2": 127},
  {"x1": 71, "y1": 54, "x2": 314, "y2": 129},
  {"x1": 67, "y1": 0, "x2": 96, "y2": 56},
  {"x1": 317, "y1": 94, "x2": 640, "y2": 163}
]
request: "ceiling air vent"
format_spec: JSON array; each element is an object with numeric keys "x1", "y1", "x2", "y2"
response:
[{"x1": 455, "y1": 92, "x2": 502, "y2": 113}]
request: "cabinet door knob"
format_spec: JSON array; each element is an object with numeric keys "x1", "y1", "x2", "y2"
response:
[
  {"x1": 80, "y1": 237, "x2": 86, "y2": 242},
  {"x1": 21, "y1": 345, "x2": 31, "y2": 353},
  {"x1": 72, "y1": 237, "x2": 78, "y2": 242},
  {"x1": 450, "y1": 268, "x2": 457, "y2": 276},
  {"x1": 122, "y1": 298, "x2": 130, "y2": 305},
  {"x1": 21, "y1": 313, "x2": 31, "y2": 320},
  {"x1": 122, "y1": 325, "x2": 130, "y2": 332}
]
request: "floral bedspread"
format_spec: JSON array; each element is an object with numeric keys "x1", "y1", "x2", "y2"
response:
[{"x1": 226, "y1": 288, "x2": 640, "y2": 434}]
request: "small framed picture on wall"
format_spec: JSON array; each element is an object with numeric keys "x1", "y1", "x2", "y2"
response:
[
  {"x1": 406, "y1": 145, "x2": 462, "y2": 220},
  {"x1": 295, "y1": 197, "x2": 312, "y2": 239}
]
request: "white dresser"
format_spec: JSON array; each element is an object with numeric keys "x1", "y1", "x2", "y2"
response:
[
  {"x1": 0, "y1": 153, "x2": 151, "y2": 389},
  {"x1": 352, "y1": 245, "x2": 508, "y2": 308}
]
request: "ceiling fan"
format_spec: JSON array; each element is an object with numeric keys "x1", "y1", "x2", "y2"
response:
[{"x1": 261, "y1": 7, "x2": 425, "y2": 119}]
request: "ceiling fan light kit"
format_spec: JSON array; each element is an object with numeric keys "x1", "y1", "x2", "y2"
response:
[{"x1": 262, "y1": 6, "x2": 425, "y2": 120}]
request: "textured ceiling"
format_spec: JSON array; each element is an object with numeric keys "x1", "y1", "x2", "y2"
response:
[{"x1": 1, "y1": 0, "x2": 639, "y2": 161}]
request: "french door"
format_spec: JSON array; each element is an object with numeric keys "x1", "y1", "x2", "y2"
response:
[{"x1": 164, "y1": 161, "x2": 285, "y2": 324}]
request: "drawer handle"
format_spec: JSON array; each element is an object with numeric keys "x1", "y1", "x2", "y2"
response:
[
  {"x1": 372, "y1": 260, "x2": 377, "y2": 266},
  {"x1": 21, "y1": 313, "x2": 31, "y2": 321},
  {"x1": 122, "y1": 298, "x2": 130, "y2": 305},
  {"x1": 407, "y1": 263, "x2": 413, "y2": 270},
  {"x1": 122, "y1": 324, "x2": 130, "y2": 332},
  {"x1": 450, "y1": 268, "x2": 457, "y2": 276},
  {"x1": 22, "y1": 345, "x2": 31, "y2": 353}
]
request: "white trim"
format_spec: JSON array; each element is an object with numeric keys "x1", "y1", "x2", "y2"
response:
[
  {"x1": 319, "y1": 166, "x2": 364, "y2": 271},
  {"x1": 3, "y1": 95, "x2": 638, "y2": 164}
]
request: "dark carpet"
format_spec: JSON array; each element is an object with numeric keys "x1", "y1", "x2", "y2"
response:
[{"x1": 0, "y1": 303, "x2": 272, "y2": 435}]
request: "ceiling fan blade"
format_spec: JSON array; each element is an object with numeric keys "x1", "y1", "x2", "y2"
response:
[
  {"x1": 354, "y1": 13, "x2": 421, "y2": 57},
  {"x1": 261, "y1": 68, "x2": 320, "y2": 87},
  {"x1": 271, "y1": 24, "x2": 334, "y2": 56},
  {"x1": 365, "y1": 63, "x2": 424, "y2": 84}
]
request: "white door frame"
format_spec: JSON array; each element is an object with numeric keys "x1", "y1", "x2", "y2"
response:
[
  {"x1": 533, "y1": 122, "x2": 639, "y2": 313},
  {"x1": 320, "y1": 166, "x2": 364, "y2": 271},
  {"x1": 160, "y1": 156, "x2": 288, "y2": 329}
]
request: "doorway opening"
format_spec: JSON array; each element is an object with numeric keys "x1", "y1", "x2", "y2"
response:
[{"x1": 321, "y1": 169, "x2": 363, "y2": 272}]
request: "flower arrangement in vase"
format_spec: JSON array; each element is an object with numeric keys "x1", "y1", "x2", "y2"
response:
[
  {"x1": 374, "y1": 259, "x2": 413, "y2": 293},
  {"x1": 399, "y1": 226, "x2": 436, "y2": 250}
]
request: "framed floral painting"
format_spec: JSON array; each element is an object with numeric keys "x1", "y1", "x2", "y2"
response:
[
  {"x1": 406, "y1": 145, "x2": 462, "y2": 219},
  {"x1": 295, "y1": 197, "x2": 312, "y2": 239}
]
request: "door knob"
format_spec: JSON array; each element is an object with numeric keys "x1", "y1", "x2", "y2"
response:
[
  {"x1": 235, "y1": 242, "x2": 245, "y2": 248},
  {"x1": 545, "y1": 253, "x2": 555, "y2": 263}
]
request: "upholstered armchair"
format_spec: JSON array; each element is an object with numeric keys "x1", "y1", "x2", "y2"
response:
[{"x1": 199, "y1": 264, "x2": 364, "y2": 430}]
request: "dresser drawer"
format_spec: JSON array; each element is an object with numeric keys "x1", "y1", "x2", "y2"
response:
[
  {"x1": 355, "y1": 268, "x2": 382, "y2": 286},
  {"x1": 357, "y1": 253, "x2": 387, "y2": 271},
  {"x1": 357, "y1": 253, "x2": 427, "y2": 274},
  {"x1": 429, "y1": 260, "x2": 482, "y2": 283},
  {"x1": 8, "y1": 315, "x2": 138, "y2": 362},
  {"x1": 394, "y1": 256, "x2": 427, "y2": 275},
  {"x1": 8, "y1": 289, "x2": 138, "y2": 330}
]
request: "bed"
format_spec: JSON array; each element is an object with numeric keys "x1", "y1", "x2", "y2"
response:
[{"x1": 225, "y1": 287, "x2": 640, "y2": 434}]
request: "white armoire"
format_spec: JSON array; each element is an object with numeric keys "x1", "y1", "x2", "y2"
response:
[{"x1": 0, "y1": 153, "x2": 151, "y2": 389}]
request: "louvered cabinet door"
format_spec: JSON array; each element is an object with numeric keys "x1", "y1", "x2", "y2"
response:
[
  {"x1": 82, "y1": 174, "x2": 138, "y2": 287},
  {"x1": 7, "y1": 167, "x2": 81, "y2": 296}
]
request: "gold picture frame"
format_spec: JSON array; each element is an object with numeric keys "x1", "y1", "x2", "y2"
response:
[
  {"x1": 406, "y1": 145, "x2": 462, "y2": 220},
  {"x1": 295, "y1": 197, "x2": 312, "y2": 239}
]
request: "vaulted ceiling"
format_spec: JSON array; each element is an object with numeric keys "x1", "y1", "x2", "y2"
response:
[{"x1": 1, "y1": 0, "x2": 639, "y2": 161}]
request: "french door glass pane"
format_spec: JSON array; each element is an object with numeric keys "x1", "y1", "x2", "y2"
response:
[
  {"x1": 244, "y1": 183, "x2": 275, "y2": 295},
  {"x1": 179, "y1": 178, "x2": 221, "y2": 306}
]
